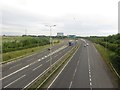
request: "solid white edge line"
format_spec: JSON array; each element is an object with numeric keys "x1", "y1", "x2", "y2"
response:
[
  {"x1": 47, "y1": 46, "x2": 79, "y2": 89},
  {"x1": 23, "y1": 67, "x2": 50, "y2": 89},
  {"x1": 1, "y1": 45, "x2": 68, "y2": 80},
  {"x1": 92, "y1": 44, "x2": 98, "y2": 53}
]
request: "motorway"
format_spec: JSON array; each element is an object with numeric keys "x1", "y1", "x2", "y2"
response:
[
  {"x1": 2, "y1": 40, "x2": 74, "y2": 88},
  {"x1": 48, "y1": 39, "x2": 118, "y2": 89},
  {"x1": 2, "y1": 39, "x2": 118, "y2": 89}
]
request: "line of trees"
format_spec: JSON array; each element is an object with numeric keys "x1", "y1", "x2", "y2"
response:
[{"x1": 3, "y1": 36, "x2": 50, "y2": 53}]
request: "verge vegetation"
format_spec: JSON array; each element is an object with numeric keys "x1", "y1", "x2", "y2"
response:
[
  {"x1": 2, "y1": 36, "x2": 60, "y2": 62},
  {"x1": 86, "y1": 34, "x2": 120, "y2": 79}
]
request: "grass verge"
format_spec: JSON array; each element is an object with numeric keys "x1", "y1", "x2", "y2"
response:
[
  {"x1": 26, "y1": 44, "x2": 80, "y2": 89},
  {"x1": 2, "y1": 39, "x2": 60, "y2": 63},
  {"x1": 3, "y1": 45, "x2": 50, "y2": 63}
]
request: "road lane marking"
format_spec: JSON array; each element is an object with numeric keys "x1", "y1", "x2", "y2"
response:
[
  {"x1": 29, "y1": 61, "x2": 37, "y2": 66},
  {"x1": 87, "y1": 46, "x2": 93, "y2": 88},
  {"x1": 23, "y1": 67, "x2": 50, "y2": 89},
  {"x1": 4, "y1": 75, "x2": 26, "y2": 88},
  {"x1": 69, "y1": 81, "x2": 73, "y2": 88},
  {"x1": 73, "y1": 60, "x2": 79, "y2": 78},
  {"x1": 0, "y1": 65, "x2": 29, "y2": 80},
  {"x1": 38, "y1": 59, "x2": 41, "y2": 62},
  {"x1": 47, "y1": 46, "x2": 79, "y2": 89},
  {"x1": 90, "y1": 82, "x2": 92, "y2": 86},
  {"x1": 32, "y1": 64, "x2": 43, "y2": 71},
  {"x1": 3, "y1": 47, "x2": 48, "y2": 65},
  {"x1": 92, "y1": 44, "x2": 98, "y2": 53},
  {"x1": 23, "y1": 45, "x2": 71, "y2": 89},
  {"x1": 9, "y1": 64, "x2": 21, "y2": 70},
  {"x1": 89, "y1": 74, "x2": 91, "y2": 78},
  {"x1": 42, "y1": 57, "x2": 44, "y2": 59},
  {"x1": 73, "y1": 68, "x2": 77, "y2": 78},
  {"x1": 2, "y1": 45, "x2": 68, "y2": 81},
  {"x1": 45, "y1": 56, "x2": 47, "y2": 58},
  {"x1": 2, "y1": 45, "x2": 68, "y2": 83}
]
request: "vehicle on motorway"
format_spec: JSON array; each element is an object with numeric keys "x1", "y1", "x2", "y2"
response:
[
  {"x1": 68, "y1": 40, "x2": 74, "y2": 46},
  {"x1": 48, "y1": 48, "x2": 51, "y2": 51},
  {"x1": 86, "y1": 43, "x2": 89, "y2": 46}
]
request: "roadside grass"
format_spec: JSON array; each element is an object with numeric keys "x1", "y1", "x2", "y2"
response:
[
  {"x1": 94, "y1": 43, "x2": 120, "y2": 85},
  {"x1": 2, "y1": 37, "x2": 60, "y2": 63},
  {"x1": 3, "y1": 45, "x2": 50, "y2": 63},
  {"x1": 94, "y1": 43, "x2": 115, "y2": 64}
]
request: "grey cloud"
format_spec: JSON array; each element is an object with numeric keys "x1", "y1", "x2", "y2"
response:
[
  {"x1": 2, "y1": 8, "x2": 46, "y2": 27},
  {"x1": 1, "y1": 7, "x2": 117, "y2": 36}
]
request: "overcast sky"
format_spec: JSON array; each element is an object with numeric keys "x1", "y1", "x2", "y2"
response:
[{"x1": 0, "y1": 0, "x2": 119, "y2": 36}]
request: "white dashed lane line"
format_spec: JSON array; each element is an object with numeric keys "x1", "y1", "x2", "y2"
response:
[
  {"x1": 32, "y1": 64, "x2": 43, "y2": 71},
  {"x1": 4, "y1": 74, "x2": 26, "y2": 88},
  {"x1": 45, "y1": 56, "x2": 47, "y2": 58},
  {"x1": 42, "y1": 57, "x2": 44, "y2": 59},
  {"x1": 9, "y1": 64, "x2": 21, "y2": 70},
  {"x1": 90, "y1": 82, "x2": 92, "y2": 86},
  {"x1": 2, "y1": 45, "x2": 68, "y2": 81},
  {"x1": 87, "y1": 44, "x2": 92, "y2": 88},
  {"x1": 69, "y1": 81, "x2": 73, "y2": 88},
  {"x1": 0, "y1": 65, "x2": 29, "y2": 80},
  {"x1": 38, "y1": 59, "x2": 41, "y2": 62}
]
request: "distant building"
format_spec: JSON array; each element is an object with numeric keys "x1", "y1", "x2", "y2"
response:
[
  {"x1": 67, "y1": 35, "x2": 76, "y2": 38},
  {"x1": 57, "y1": 33, "x2": 64, "y2": 36}
]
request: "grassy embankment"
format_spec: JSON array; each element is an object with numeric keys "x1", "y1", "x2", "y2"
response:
[
  {"x1": 3, "y1": 45, "x2": 49, "y2": 63},
  {"x1": 2, "y1": 36, "x2": 59, "y2": 63},
  {"x1": 94, "y1": 43, "x2": 114, "y2": 64}
]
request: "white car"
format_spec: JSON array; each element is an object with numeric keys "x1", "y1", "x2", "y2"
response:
[{"x1": 86, "y1": 43, "x2": 89, "y2": 46}]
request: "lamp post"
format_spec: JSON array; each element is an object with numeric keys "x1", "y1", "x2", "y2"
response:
[{"x1": 45, "y1": 25, "x2": 56, "y2": 70}]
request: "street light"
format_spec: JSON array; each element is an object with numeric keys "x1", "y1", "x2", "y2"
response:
[{"x1": 45, "y1": 25, "x2": 56, "y2": 70}]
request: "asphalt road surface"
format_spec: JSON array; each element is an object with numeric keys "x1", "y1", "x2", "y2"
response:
[
  {"x1": 48, "y1": 39, "x2": 118, "y2": 89},
  {"x1": 2, "y1": 40, "x2": 74, "y2": 88}
]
